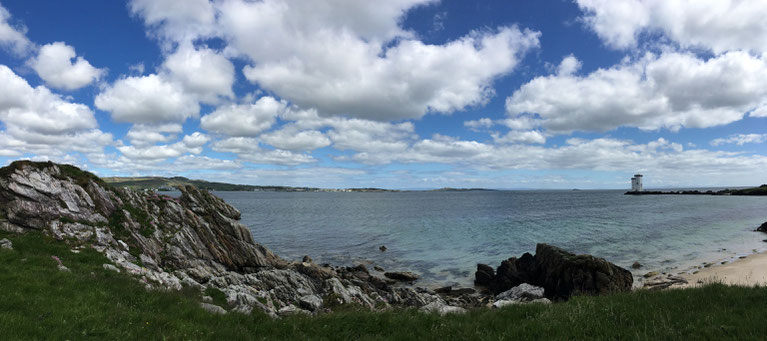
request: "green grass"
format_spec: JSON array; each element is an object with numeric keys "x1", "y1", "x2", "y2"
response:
[{"x1": 2, "y1": 230, "x2": 767, "y2": 340}]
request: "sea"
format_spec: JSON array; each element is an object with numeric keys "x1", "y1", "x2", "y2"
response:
[{"x1": 206, "y1": 190, "x2": 767, "y2": 287}]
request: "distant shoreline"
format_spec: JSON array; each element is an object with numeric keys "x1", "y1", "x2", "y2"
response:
[{"x1": 626, "y1": 185, "x2": 767, "y2": 196}]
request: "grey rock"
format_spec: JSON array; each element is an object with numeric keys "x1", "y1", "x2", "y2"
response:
[
  {"x1": 384, "y1": 271, "x2": 419, "y2": 282},
  {"x1": 493, "y1": 297, "x2": 551, "y2": 308},
  {"x1": 495, "y1": 283, "x2": 545, "y2": 302},
  {"x1": 103, "y1": 263, "x2": 121, "y2": 273},
  {"x1": 0, "y1": 238, "x2": 12, "y2": 250},
  {"x1": 277, "y1": 304, "x2": 310, "y2": 316},
  {"x1": 419, "y1": 301, "x2": 466, "y2": 315},
  {"x1": 200, "y1": 303, "x2": 227, "y2": 315},
  {"x1": 298, "y1": 294, "x2": 323, "y2": 312},
  {"x1": 631, "y1": 261, "x2": 642, "y2": 269},
  {"x1": 202, "y1": 295, "x2": 213, "y2": 303}
]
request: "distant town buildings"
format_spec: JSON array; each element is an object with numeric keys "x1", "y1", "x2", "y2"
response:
[{"x1": 631, "y1": 174, "x2": 643, "y2": 192}]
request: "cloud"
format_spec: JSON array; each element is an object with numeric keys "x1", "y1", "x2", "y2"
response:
[
  {"x1": 260, "y1": 128, "x2": 331, "y2": 151},
  {"x1": 711, "y1": 134, "x2": 767, "y2": 146},
  {"x1": 28, "y1": 42, "x2": 105, "y2": 91},
  {"x1": 492, "y1": 130, "x2": 546, "y2": 144},
  {"x1": 239, "y1": 25, "x2": 540, "y2": 120},
  {"x1": 0, "y1": 4, "x2": 33, "y2": 56},
  {"x1": 211, "y1": 137, "x2": 316, "y2": 166},
  {"x1": 200, "y1": 97, "x2": 286, "y2": 136},
  {"x1": 128, "y1": 0, "x2": 217, "y2": 45},
  {"x1": 0, "y1": 65, "x2": 112, "y2": 155},
  {"x1": 125, "y1": 123, "x2": 183, "y2": 147},
  {"x1": 506, "y1": 52, "x2": 767, "y2": 133},
  {"x1": 95, "y1": 74, "x2": 199, "y2": 124},
  {"x1": 577, "y1": 0, "x2": 767, "y2": 54},
  {"x1": 464, "y1": 118, "x2": 493, "y2": 131},
  {"x1": 117, "y1": 132, "x2": 208, "y2": 161},
  {"x1": 161, "y1": 44, "x2": 234, "y2": 103}
]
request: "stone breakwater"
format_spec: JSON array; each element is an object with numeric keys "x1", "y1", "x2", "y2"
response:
[{"x1": 0, "y1": 161, "x2": 635, "y2": 317}]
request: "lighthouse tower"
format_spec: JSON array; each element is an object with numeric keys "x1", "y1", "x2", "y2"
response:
[{"x1": 631, "y1": 174, "x2": 643, "y2": 192}]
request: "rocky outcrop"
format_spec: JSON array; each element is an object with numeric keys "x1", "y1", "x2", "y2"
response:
[
  {"x1": 476, "y1": 244, "x2": 633, "y2": 300},
  {"x1": 0, "y1": 161, "x2": 474, "y2": 316},
  {"x1": 756, "y1": 221, "x2": 767, "y2": 232}
]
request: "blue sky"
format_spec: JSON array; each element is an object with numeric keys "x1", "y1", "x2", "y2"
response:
[{"x1": 0, "y1": 0, "x2": 766, "y2": 189}]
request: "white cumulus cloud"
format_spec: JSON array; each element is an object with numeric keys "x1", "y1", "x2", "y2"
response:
[
  {"x1": 29, "y1": 42, "x2": 105, "y2": 91},
  {"x1": 577, "y1": 0, "x2": 767, "y2": 54},
  {"x1": 506, "y1": 52, "x2": 767, "y2": 134},
  {"x1": 95, "y1": 74, "x2": 199, "y2": 124}
]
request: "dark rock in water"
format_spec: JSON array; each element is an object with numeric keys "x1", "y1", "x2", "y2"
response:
[
  {"x1": 435, "y1": 286, "x2": 453, "y2": 294},
  {"x1": 757, "y1": 221, "x2": 767, "y2": 232},
  {"x1": 379, "y1": 245, "x2": 387, "y2": 252},
  {"x1": 384, "y1": 271, "x2": 419, "y2": 281},
  {"x1": 474, "y1": 263, "x2": 494, "y2": 286},
  {"x1": 302, "y1": 255, "x2": 312, "y2": 263},
  {"x1": 631, "y1": 261, "x2": 642, "y2": 269},
  {"x1": 351, "y1": 264, "x2": 369, "y2": 274},
  {"x1": 476, "y1": 244, "x2": 633, "y2": 300},
  {"x1": 491, "y1": 252, "x2": 537, "y2": 294},
  {"x1": 373, "y1": 265, "x2": 385, "y2": 272},
  {"x1": 534, "y1": 244, "x2": 633, "y2": 299}
]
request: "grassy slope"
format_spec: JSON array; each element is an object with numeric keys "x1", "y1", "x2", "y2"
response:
[{"x1": 2, "y1": 231, "x2": 767, "y2": 340}]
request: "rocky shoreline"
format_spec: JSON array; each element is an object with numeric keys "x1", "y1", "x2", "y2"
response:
[{"x1": 0, "y1": 161, "x2": 638, "y2": 317}]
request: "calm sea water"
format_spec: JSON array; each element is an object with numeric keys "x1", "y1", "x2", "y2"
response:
[{"x1": 210, "y1": 190, "x2": 767, "y2": 287}]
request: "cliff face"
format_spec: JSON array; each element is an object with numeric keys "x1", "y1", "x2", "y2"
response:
[{"x1": 0, "y1": 161, "x2": 462, "y2": 316}]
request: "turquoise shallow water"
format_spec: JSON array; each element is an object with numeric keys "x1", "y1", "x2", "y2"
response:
[{"x1": 212, "y1": 190, "x2": 767, "y2": 287}]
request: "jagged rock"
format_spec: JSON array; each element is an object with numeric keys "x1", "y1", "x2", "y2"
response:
[
  {"x1": 384, "y1": 271, "x2": 419, "y2": 282},
  {"x1": 0, "y1": 161, "x2": 469, "y2": 317},
  {"x1": 0, "y1": 238, "x2": 12, "y2": 250},
  {"x1": 419, "y1": 301, "x2": 466, "y2": 315},
  {"x1": 200, "y1": 303, "x2": 227, "y2": 315},
  {"x1": 495, "y1": 283, "x2": 545, "y2": 302},
  {"x1": 373, "y1": 265, "x2": 384, "y2": 272},
  {"x1": 757, "y1": 222, "x2": 767, "y2": 232},
  {"x1": 302, "y1": 255, "x2": 312, "y2": 263},
  {"x1": 533, "y1": 244, "x2": 633, "y2": 299},
  {"x1": 477, "y1": 244, "x2": 632, "y2": 300},
  {"x1": 631, "y1": 262, "x2": 642, "y2": 269},
  {"x1": 298, "y1": 294, "x2": 323, "y2": 312},
  {"x1": 103, "y1": 264, "x2": 121, "y2": 273},
  {"x1": 474, "y1": 263, "x2": 494, "y2": 286}
]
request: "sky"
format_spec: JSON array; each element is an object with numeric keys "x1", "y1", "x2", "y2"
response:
[{"x1": 0, "y1": 0, "x2": 766, "y2": 190}]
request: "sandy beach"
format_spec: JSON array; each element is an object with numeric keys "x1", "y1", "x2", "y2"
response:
[{"x1": 680, "y1": 252, "x2": 767, "y2": 287}]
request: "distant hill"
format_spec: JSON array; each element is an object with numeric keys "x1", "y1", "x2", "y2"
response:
[{"x1": 101, "y1": 176, "x2": 397, "y2": 192}]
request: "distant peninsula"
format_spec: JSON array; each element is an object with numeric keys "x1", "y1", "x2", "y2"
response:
[
  {"x1": 102, "y1": 177, "x2": 499, "y2": 193},
  {"x1": 102, "y1": 176, "x2": 400, "y2": 192}
]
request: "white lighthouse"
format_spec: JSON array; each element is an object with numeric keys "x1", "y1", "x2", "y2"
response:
[{"x1": 631, "y1": 174, "x2": 643, "y2": 192}]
